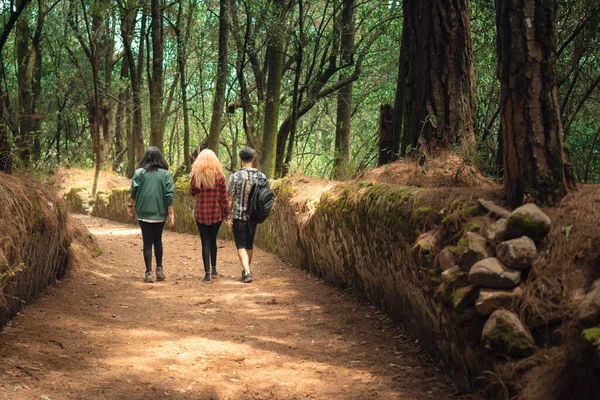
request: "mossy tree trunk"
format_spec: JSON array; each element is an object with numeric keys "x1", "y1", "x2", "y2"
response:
[
  {"x1": 120, "y1": 1, "x2": 145, "y2": 177},
  {"x1": 260, "y1": 0, "x2": 286, "y2": 179},
  {"x1": 149, "y1": 0, "x2": 164, "y2": 151},
  {"x1": 16, "y1": 0, "x2": 34, "y2": 165},
  {"x1": 402, "y1": 0, "x2": 476, "y2": 155},
  {"x1": 332, "y1": 0, "x2": 356, "y2": 180},
  {"x1": 0, "y1": 85, "x2": 11, "y2": 173},
  {"x1": 495, "y1": 0, "x2": 569, "y2": 206},
  {"x1": 393, "y1": 19, "x2": 408, "y2": 158},
  {"x1": 207, "y1": 0, "x2": 230, "y2": 155}
]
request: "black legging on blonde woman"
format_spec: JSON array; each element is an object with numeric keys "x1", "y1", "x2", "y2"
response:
[{"x1": 196, "y1": 221, "x2": 222, "y2": 274}]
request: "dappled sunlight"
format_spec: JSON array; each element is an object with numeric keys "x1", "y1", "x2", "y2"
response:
[{"x1": 89, "y1": 228, "x2": 141, "y2": 236}]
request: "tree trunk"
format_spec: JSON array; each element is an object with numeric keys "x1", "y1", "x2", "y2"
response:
[
  {"x1": 177, "y1": 0, "x2": 195, "y2": 172},
  {"x1": 149, "y1": 0, "x2": 164, "y2": 151},
  {"x1": 403, "y1": 0, "x2": 476, "y2": 154},
  {"x1": 495, "y1": 0, "x2": 569, "y2": 207},
  {"x1": 394, "y1": 20, "x2": 408, "y2": 157},
  {"x1": 120, "y1": 1, "x2": 144, "y2": 177},
  {"x1": 207, "y1": 0, "x2": 229, "y2": 154},
  {"x1": 260, "y1": 0, "x2": 286, "y2": 179},
  {"x1": 0, "y1": 84, "x2": 11, "y2": 173},
  {"x1": 16, "y1": 0, "x2": 33, "y2": 164},
  {"x1": 113, "y1": 56, "x2": 129, "y2": 171},
  {"x1": 378, "y1": 104, "x2": 394, "y2": 165},
  {"x1": 332, "y1": 0, "x2": 356, "y2": 180},
  {"x1": 89, "y1": 0, "x2": 104, "y2": 197}
]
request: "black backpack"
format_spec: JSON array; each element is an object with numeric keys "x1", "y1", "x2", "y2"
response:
[{"x1": 246, "y1": 176, "x2": 274, "y2": 223}]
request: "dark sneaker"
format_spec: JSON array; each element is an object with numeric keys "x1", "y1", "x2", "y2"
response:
[
  {"x1": 202, "y1": 273, "x2": 212, "y2": 284},
  {"x1": 144, "y1": 271, "x2": 154, "y2": 283},
  {"x1": 156, "y1": 267, "x2": 165, "y2": 281},
  {"x1": 211, "y1": 268, "x2": 219, "y2": 278},
  {"x1": 239, "y1": 270, "x2": 246, "y2": 282},
  {"x1": 242, "y1": 272, "x2": 253, "y2": 283}
]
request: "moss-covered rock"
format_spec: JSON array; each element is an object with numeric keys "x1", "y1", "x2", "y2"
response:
[
  {"x1": 581, "y1": 327, "x2": 600, "y2": 344},
  {"x1": 455, "y1": 232, "x2": 488, "y2": 271},
  {"x1": 505, "y1": 204, "x2": 551, "y2": 241},
  {"x1": 482, "y1": 309, "x2": 536, "y2": 358},
  {"x1": 64, "y1": 185, "x2": 91, "y2": 214},
  {"x1": 451, "y1": 285, "x2": 479, "y2": 311}
]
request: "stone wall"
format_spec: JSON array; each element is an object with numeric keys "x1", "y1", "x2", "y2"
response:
[
  {"x1": 255, "y1": 179, "x2": 483, "y2": 389},
  {"x1": 0, "y1": 174, "x2": 71, "y2": 328}
]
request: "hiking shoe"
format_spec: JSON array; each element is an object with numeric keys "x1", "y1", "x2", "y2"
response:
[
  {"x1": 156, "y1": 267, "x2": 165, "y2": 281},
  {"x1": 144, "y1": 271, "x2": 154, "y2": 283},
  {"x1": 242, "y1": 272, "x2": 253, "y2": 283},
  {"x1": 202, "y1": 273, "x2": 212, "y2": 284},
  {"x1": 211, "y1": 268, "x2": 219, "y2": 278}
]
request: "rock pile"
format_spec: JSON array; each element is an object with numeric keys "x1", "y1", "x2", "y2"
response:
[{"x1": 435, "y1": 202, "x2": 553, "y2": 358}]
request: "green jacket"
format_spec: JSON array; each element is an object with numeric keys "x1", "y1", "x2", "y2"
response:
[{"x1": 130, "y1": 168, "x2": 175, "y2": 221}]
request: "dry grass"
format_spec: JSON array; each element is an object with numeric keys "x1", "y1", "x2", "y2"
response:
[
  {"x1": 355, "y1": 153, "x2": 497, "y2": 188},
  {"x1": 0, "y1": 173, "x2": 67, "y2": 316},
  {"x1": 51, "y1": 167, "x2": 130, "y2": 196}
]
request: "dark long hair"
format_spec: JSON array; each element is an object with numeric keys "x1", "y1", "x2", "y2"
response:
[{"x1": 137, "y1": 146, "x2": 169, "y2": 172}]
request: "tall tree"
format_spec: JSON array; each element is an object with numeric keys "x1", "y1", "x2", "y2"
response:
[
  {"x1": 207, "y1": 0, "x2": 230, "y2": 154},
  {"x1": 495, "y1": 0, "x2": 570, "y2": 206},
  {"x1": 149, "y1": 0, "x2": 165, "y2": 150},
  {"x1": 260, "y1": 0, "x2": 286, "y2": 178},
  {"x1": 119, "y1": 1, "x2": 146, "y2": 177},
  {"x1": 402, "y1": 0, "x2": 476, "y2": 155},
  {"x1": 175, "y1": 0, "x2": 195, "y2": 172},
  {"x1": 16, "y1": 0, "x2": 46, "y2": 164},
  {"x1": 332, "y1": 0, "x2": 356, "y2": 179},
  {"x1": 392, "y1": 19, "x2": 408, "y2": 160},
  {"x1": 0, "y1": 0, "x2": 32, "y2": 173}
]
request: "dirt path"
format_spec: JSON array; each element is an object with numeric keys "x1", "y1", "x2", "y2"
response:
[{"x1": 0, "y1": 216, "x2": 463, "y2": 400}]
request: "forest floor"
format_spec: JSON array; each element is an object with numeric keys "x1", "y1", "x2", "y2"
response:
[{"x1": 0, "y1": 215, "x2": 464, "y2": 400}]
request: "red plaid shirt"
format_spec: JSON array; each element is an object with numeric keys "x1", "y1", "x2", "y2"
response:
[{"x1": 189, "y1": 173, "x2": 230, "y2": 225}]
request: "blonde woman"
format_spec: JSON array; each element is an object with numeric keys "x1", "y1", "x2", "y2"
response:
[{"x1": 189, "y1": 149, "x2": 231, "y2": 283}]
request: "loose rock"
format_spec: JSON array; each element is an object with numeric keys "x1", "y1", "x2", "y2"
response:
[
  {"x1": 486, "y1": 218, "x2": 508, "y2": 244},
  {"x1": 476, "y1": 287, "x2": 523, "y2": 315},
  {"x1": 441, "y1": 266, "x2": 470, "y2": 289},
  {"x1": 578, "y1": 279, "x2": 600, "y2": 326},
  {"x1": 451, "y1": 285, "x2": 479, "y2": 311},
  {"x1": 496, "y1": 236, "x2": 537, "y2": 269},
  {"x1": 469, "y1": 258, "x2": 521, "y2": 289},
  {"x1": 456, "y1": 232, "x2": 488, "y2": 271},
  {"x1": 438, "y1": 248, "x2": 456, "y2": 271},
  {"x1": 505, "y1": 204, "x2": 551, "y2": 241},
  {"x1": 482, "y1": 309, "x2": 536, "y2": 358}
]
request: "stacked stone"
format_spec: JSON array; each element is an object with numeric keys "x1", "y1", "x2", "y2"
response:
[{"x1": 438, "y1": 203, "x2": 553, "y2": 358}]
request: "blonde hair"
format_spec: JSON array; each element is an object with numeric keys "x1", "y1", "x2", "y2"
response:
[{"x1": 190, "y1": 149, "x2": 225, "y2": 189}]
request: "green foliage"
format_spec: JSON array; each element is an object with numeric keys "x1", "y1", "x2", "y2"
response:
[{"x1": 0, "y1": 0, "x2": 599, "y2": 185}]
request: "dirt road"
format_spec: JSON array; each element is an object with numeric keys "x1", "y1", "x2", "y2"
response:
[{"x1": 0, "y1": 216, "x2": 463, "y2": 399}]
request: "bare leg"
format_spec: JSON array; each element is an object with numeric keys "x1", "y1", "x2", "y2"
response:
[
  {"x1": 237, "y1": 249, "x2": 251, "y2": 274},
  {"x1": 247, "y1": 249, "x2": 253, "y2": 266}
]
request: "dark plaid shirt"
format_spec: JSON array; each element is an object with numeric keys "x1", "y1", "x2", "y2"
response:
[
  {"x1": 189, "y1": 173, "x2": 230, "y2": 225},
  {"x1": 228, "y1": 168, "x2": 267, "y2": 221}
]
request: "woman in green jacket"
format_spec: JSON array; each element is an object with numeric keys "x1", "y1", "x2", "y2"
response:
[{"x1": 128, "y1": 147, "x2": 175, "y2": 283}]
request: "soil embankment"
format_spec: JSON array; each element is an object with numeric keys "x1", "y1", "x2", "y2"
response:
[{"x1": 0, "y1": 174, "x2": 71, "y2": 328}]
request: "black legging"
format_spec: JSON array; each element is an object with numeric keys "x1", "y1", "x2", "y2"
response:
[
  {"x1": 139, "y1": 221, "x2": 166, "y2": 272},
  {"x1": 196, "y1": 221, "x2": 222, "y2": 273}
]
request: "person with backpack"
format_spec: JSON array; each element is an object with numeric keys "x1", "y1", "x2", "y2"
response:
[
  {"x1": 228, "y1": 147, "x2": 273, "y2": 283},
  {"x1": 128, "y1": 146, "x2": 175, "y2": 283},
  {"x1": 189, "y1": 149, "x2": 230, "y2": 284}
]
